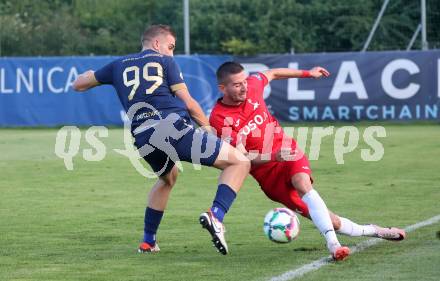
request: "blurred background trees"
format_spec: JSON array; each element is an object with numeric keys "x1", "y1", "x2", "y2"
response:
[{"x1": 0, "y1": 0, "x2": 438, "y2": 56}]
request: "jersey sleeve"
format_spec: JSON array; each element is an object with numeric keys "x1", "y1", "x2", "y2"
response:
[
  {"x1": 247, "y1": 72, "x2": 268, "y2": 98},
  {"x1": 94, "y1": 61, "x2": 114, "y2": 85},
  {"x1": 164, "y1": 56, "x2": 187, "y2": 93},
  {"x1": 209, "y1": 109, "x2": 239, "y2": 147}
]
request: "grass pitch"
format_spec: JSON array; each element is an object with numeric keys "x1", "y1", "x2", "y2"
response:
[{"x1": 1, "y1": 123, "x2": 439, "y2": 281}]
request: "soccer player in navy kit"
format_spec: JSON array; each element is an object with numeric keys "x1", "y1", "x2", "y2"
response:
[{"x1": 73, "y1": 25, "x2": 250, "y2": 255}]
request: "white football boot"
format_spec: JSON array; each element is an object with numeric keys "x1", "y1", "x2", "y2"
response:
[
  {"x1": 372, "y1": 225, "x2": 406, "y2": 241},
  {"x1": 199, "y1": 211, "x2": 229, "y2": 255}
]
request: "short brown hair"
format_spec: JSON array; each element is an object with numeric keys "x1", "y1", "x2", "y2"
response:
[
  {"x1": 216, "y1": 62, "x2": 244, "y2": 84},
  {"x1": 141, "y1": 24, "x2": 176, "y2": 44}
]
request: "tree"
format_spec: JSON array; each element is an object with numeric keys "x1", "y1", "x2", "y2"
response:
[{"x1": 0, "y1": 0, "x2": 438, "y2": 56}]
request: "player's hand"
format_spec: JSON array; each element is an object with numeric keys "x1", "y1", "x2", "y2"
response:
[
  {"x1": 200, "y1": 125, "x2": 215, "y2": 134},
  {"x1": 309, "y1": 67, "x2": 330, "y2": 79}
]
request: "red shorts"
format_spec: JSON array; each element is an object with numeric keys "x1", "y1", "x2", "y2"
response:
[{"x1": 251, "y1": 154, "x2": 312, "y2": 218}]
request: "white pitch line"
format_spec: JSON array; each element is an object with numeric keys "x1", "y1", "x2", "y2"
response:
[{"x1": 269, "y1": 214, "x2": 440, "y2": 281}]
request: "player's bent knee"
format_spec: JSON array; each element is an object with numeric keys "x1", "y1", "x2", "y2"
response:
[
  {"x1": 230, "y1": 150, "x2": 250, "y2": 172},
  {"x1": 333, "y1": 217, "x2": 341, "y2": 230},
  {"x1": 329, "y1": 212, "x2": 341, "y2": 230},
  {"x1": 229, "y1": 146, "x2": 250, "y2": 165},
  {"x1": 291, "y1": 173, "x2": 312, "y2": 195},
  {"x1": 231, "y1": 156, "x2": 251, "y2": 175},
  {"x1": 214, "y1": 142, "x2": 249, "y2": 170}
]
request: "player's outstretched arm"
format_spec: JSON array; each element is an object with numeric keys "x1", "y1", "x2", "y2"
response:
[
  {"x1": 263, "y1": 67, "x2": 330, "y2": 82},
  {"x1": 73, "y1": 70, "x2": 100, "y2": 92}
]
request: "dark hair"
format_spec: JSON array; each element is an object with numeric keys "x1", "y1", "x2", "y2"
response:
[
  {"x1": 216, "y1": 61, "x2": 244, "y2": 84},
  {"x1": 141, "y1": 24, "x2": 176, "y2": 44}
]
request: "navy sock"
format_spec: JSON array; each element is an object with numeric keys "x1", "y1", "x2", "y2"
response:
[
  {"x1": 210, "y1": 184, "x2": 237, "y2": 222},
  {"x1": 143, "y1": 207, "x2": 164, "y2": 245}
]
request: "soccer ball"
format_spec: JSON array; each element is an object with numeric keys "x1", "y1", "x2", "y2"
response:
[{"x1": 263, "y1": 208, "x2": 300, "y2": 243}]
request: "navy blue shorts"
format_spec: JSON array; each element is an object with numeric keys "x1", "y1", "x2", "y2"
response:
[{"x1": 133, "y1": 114, "x2": 222, "y2": 177}]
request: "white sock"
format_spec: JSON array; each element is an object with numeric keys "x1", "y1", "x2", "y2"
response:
[
  {"x1": 337, "y1": 217, "x2": 376, "y2": 237},
  {"x1": 302, "y1": 189, "x2": 340, "y2": 247}
]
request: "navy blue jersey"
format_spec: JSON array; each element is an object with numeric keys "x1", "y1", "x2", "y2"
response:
[{"x1": 95, "y1": 49, "x2": 190, "y2": 128}]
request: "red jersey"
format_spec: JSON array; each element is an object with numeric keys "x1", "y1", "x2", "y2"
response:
[
  {"x1": 210, "y1": 72, "x2": 296, "y2": 158},
  {"x1": 210, "y1": 72, "x2": 312, "y2": 217}
]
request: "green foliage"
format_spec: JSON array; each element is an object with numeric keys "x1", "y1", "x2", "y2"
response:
[
  {"x1": 0, "y1": 0, "x2": 87, "y2": 56},
  {"x1": 221, "y1": 38, "x2": 257, "y2": 55},
  {"x1": 305, "y1": 0, "x2": 376, "y2": 52},
  {"x1": 0, "y1": 0, "x2": 438, "y2": 56}
]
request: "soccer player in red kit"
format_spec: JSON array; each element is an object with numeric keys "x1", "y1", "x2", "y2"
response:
[{"x1": 209, "y1": 62, "x2": 406, "y2": 261}]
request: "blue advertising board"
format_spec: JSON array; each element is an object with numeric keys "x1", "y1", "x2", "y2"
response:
[
  {"x1": 0, "y1": 50, "x2": 439, "y2": 126},
  {"x1": 0, "y1": 55, "x2": 230, "y2": 126},
  {"x1": 237, "y1": 50, "x2": 440, "y2": 122}
]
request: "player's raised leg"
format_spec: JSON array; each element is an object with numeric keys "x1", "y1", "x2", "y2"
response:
[
  {"x1": 139, "y1": 165, "x2": 178, "y2": 253},
  {"x1": 199, "y1": 142, "x2": 250, "y2": 255},
  {"x1": 292, "y1": 172, "x2": 350, "y2": 261}
]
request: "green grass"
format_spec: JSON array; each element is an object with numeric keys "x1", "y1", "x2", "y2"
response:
[{"x1": 1, "y1": 124, "x2": 439, "y2": 281}]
